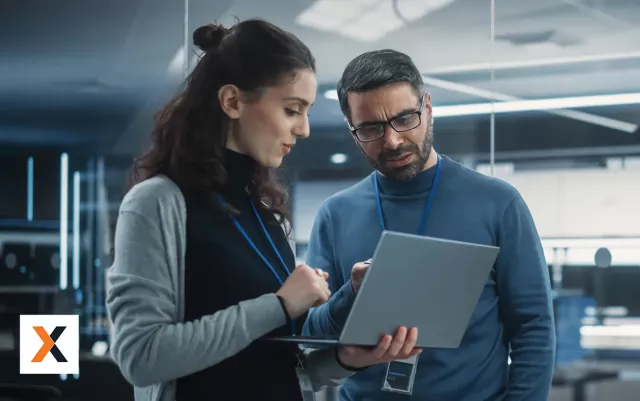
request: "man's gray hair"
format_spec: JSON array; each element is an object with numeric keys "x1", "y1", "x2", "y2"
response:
[{"x1": 337, "y1": 49, "x2": 424, "y2": 120}]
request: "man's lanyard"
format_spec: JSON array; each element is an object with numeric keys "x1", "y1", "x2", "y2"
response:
[
  {"x1": 218, "y1": 196, "x2": 296, "y2": 336},
  {"x1": 373, "y1": 155, "x2": 442, "y2": 234}
]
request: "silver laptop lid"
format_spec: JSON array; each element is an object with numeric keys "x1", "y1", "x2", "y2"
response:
[{"x1": 339, "y1": 231, "x2": 499, "y2": 348}]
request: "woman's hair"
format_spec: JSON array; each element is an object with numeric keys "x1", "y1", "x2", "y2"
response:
[{"x1": 128, "y1": 19, "x2": 316, "y2": 223}]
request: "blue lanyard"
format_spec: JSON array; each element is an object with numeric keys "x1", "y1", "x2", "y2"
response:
[
  {"x1": 218, "y1": 196, "x2": 296, "y2": 336},
  {"x1": 373, "y1": 155, "x2": 442, "y2": 234}
]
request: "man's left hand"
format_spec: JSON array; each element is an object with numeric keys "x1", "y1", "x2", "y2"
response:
[{"x1": 337, "y1": 326, "x2": 421, "y2": 369}]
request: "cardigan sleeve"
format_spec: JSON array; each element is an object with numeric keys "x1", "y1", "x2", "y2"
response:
[
  {"x1": 106, "y1": 177, "x2": 289, "y2": 387},
  {"x1": 302, "y1": 347, "x2": 355, "y2": 392}
]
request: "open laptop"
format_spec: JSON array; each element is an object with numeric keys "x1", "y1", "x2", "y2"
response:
[{"x1": 266, "y1": 231, "x2": 499, "y2": 349}]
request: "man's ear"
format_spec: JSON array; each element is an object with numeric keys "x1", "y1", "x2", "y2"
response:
[
  {"x1": 345, "y1": 118, "x2": 359, "y2": 146},
  {"x1": 218, "y1": 84, "x2": 243, "y2": 119},
  {"x1": 423, "y1": 92, "x2": 432, "y2": 116}
]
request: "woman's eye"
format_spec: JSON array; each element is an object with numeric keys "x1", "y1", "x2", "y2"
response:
[{"x1": 285, "y1": 108, "x2": 300, "y2": 116}]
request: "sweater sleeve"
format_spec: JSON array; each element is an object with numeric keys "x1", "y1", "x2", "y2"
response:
[
  {"x1": 106, "y1": 183, "x2": 288, "y2": 388},
  {"x1": 302, "y1": 207, "x2": 356, "y2": 337},
  {"x1": 496, "y1": 193, "x2": 556, "y2": 400}
]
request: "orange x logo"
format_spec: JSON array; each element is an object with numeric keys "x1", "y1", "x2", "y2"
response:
[{"x1": 31, "y1": 326, "x2": 67, "y2": 363}]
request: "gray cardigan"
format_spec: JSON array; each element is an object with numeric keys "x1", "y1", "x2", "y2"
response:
[{"x1": 106, "y1": 175, "x2": 353, "y2": 401}]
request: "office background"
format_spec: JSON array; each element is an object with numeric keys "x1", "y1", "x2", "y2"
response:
[{"x1": 1, "y1": 0, "x2": 640, "y2": 400}]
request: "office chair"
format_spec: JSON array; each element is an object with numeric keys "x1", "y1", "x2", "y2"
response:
[{"x1": 0, "y1": 383, "x2": 61, "y2": 401}]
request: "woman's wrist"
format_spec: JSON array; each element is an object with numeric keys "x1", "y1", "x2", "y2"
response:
[{"x1": 275, "y1": 294, "x2": 293, "y2": 324}]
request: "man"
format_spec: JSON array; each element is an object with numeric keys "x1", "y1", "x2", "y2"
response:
[{"x1": 303, "y1": 49, "x2": 555, "y2": 400}]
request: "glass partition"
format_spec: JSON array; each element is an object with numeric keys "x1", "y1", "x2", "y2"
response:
[
  {"x1": 491, "y1": 0, "x2": 640, "y2": 379},
  {"x1": 490, "y1": 0, "x2": 640, "y2": 266}
]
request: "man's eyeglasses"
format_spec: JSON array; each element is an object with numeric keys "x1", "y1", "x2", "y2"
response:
[{"x1": 347, "y1": 96, "x2": 426, "y2": 143}]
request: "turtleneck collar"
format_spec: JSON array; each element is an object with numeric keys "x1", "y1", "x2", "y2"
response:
[
  {"x1": 223, "y1": 148, "x2": 257, "y2": 194},
  {"x1": 375, "y1": 154, "x2": 442, "y2": 196}
]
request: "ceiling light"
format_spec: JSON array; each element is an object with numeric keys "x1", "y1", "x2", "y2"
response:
[
  {"x1": 325, "y1": 89, "x2": 640, "y2": 125},
  {"x1": 422, "y1": 76, "x2": 638, "y2": 133},
  {"x1": 423, "y1": 51, "x2": 640, "y2": 75},
  {"x1": 340, "y1": 1, "x2": 405, "y2": 42},
  {"x1": 434, "y1": 93, "x2": 640, "y2": 118},
  {"x1": 330, "y1": 153, "x2": 348, "y2": 164},
  {"x1": 295, "y1": 0, "x2": 454, "y2": 42},
  {"x1": 295, "y1": 0, "x2": 363, "y2": 32},
  {"x1": 395, "y1": 0, "x2": 455, "y2": 22},
  {"x1": 324, "y1": 90, "x2": 339, "y2": 100}
]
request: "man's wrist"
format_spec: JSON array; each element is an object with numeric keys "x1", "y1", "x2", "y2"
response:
[{"x1": 326, "y1": 281, "x2": 358, "y2": 330}]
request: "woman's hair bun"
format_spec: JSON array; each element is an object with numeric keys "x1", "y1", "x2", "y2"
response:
[{"x1": 193, "y1": 24, "x2": 229, "y2": 52}]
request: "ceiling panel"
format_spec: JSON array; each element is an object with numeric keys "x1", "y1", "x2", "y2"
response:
[{"x1": 1, "y1": 0, "x2": 639, "y2": 157}]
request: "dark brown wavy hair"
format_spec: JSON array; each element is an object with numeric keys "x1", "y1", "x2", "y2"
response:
[{"x1": 127, "y1": 19, "x2": 316, "y2": 224}]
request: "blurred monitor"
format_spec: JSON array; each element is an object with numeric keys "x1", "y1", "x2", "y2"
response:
[
  {"x1": 563, "y1": 266, "x2": 640, "y2": 316},
  {"x1": 554, "y1": 294, "x2": 596, "y2": 367},
  {"x1": 0, "y1": 244, "x2": 32, "y2": 286},
  {"x1": 0, "y1": 243, "x2": 59, "y2": 286}
]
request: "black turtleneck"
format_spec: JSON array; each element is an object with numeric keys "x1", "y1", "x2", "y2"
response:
[{"x1": 175, "y1": 149, "x2": 305, "y2": 401}]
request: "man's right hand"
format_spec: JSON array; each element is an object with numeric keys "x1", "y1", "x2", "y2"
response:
[
  {"x1": 276, "y1": 264, "x2": 331, "y2": 319},
  {"x1": 351, "y1": 259, "x2": 371, "y2": 293}
]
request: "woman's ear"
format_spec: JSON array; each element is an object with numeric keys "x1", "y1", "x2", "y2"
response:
[{"x1": 218, "y1": 84, "x2": 243, "y2": 119}]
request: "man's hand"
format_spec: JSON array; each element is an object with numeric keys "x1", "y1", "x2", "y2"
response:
[
  {"x1": 337, "y1": 327, "x2": 421, "y2": 369},
  {"x1": 351, "y1": 259, "x2": 371, "y2": 293}
]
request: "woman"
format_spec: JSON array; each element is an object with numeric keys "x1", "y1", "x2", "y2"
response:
[{"x1": 106, "y1": 19, "x2": 420, "y2": 401}]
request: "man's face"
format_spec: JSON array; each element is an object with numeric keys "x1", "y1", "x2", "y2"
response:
[{"x1": 346, "y1": 82, "x2": 434, "y2": 181}]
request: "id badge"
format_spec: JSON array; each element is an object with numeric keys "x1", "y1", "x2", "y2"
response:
[
  {"x1": 381, "y1": 354, "x2": 419, "y2": 395},
  {"x1": 295, "y1": 366, "x2": 317, "y2": 401}
]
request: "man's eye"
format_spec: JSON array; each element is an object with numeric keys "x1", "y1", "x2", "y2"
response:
[{"x1": 396, "y1": 115, "x2": 411, "y2": 123}]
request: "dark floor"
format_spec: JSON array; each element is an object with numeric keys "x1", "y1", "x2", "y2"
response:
[{"x1": 0, "y1": 351, "x2": 133, "y2": 401}]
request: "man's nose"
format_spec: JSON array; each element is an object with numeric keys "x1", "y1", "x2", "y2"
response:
[{"x1": 382, "y1": 126, "x2": 403, "y2": 149}]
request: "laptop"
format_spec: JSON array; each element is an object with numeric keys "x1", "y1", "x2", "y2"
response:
[{"x1": 266, "y1": 231, "x2": 499, "y2": 349}]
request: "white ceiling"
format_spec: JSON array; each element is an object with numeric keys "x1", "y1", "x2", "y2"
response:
[
  {"x1": 218, "y1": 0, "x2": 640, "y2": 84},
  {"x1": 198, "y1": 0, "x2": 640, "y2": 126},
  {"x1": 1, "y1": 0, "x2": 639, "y2": 152}
]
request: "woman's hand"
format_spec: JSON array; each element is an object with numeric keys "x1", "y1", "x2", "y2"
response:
[
  {"x1": 337, "y1": 327, "x2": 421, "y2": 369},
  {"x1": 276, "y1": 265, "x2": 331, "y2": 319}
]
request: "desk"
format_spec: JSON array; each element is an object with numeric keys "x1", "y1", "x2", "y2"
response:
[{"x1": 553, "y1": 369, "x2": 619, "y2": 401}]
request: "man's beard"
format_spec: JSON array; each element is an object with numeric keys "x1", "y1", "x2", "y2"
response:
[{"x1": 363, "y1": 115, "x2": 434, "y2": 181}]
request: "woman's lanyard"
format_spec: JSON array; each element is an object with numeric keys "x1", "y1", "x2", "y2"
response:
[
  {"x1": 218, "y1": 196, "x2": 296, "y2": 336},
  {"x1": 373, "y1": 155, "x2": 442, "y2": 234}
]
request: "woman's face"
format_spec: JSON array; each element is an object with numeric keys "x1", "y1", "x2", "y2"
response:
[{"x1": 225, "y1": 68, "x2": 317, "y2": 168}]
